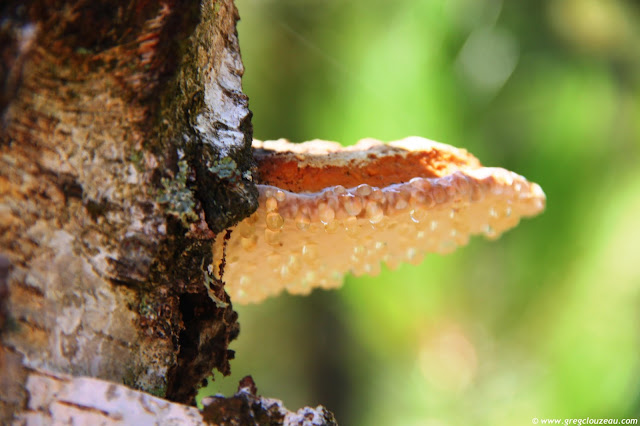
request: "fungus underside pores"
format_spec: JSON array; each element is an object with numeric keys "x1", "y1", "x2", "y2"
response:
[{"x1": 211, "y1": 137, "x2": 546, "y2": 305}]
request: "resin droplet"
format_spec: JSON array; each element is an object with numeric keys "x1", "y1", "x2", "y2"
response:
[
  {"x1": 265, "y1": 197, "x2": 278, "y2": 212},
  {"x1": 395, "y1": 198, "x2": 408, "y2": 210},
  {"x1": 266, "y1": 212, "x2": 284, "y2": 230},
  {"x1": 295, "y1": 212, "x2": 311, "y2": 231},
  {"x1": 240, "y1": 235, "x2": 257, "y2": 251},
  {"x1": 365, "y1": 201, "x2": 384, "y2": 224},
  {"x1": 356, "y1": 184, "x2": 372, "y2": 197},
  {"x1": 318, "y1": 202, "x2": 336, "y2": 224},
  {"x1": 325, "y1": 220, "x2": 340, "y2": 233},
  {"x1": 220, "y1": 136, "x2": 546, "y2": 304},
  {"x1": 265, "y1": 229, "x2": 281, "y2": 246},
  {"x1": 343, "y1": 196, "x2": 363, "y2": 216}
]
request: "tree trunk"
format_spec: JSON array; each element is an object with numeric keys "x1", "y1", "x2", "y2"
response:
[{"x1": 0, "y1": 0, "x2": 336, "y2": 423}]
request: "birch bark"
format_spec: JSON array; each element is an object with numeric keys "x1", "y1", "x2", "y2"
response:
[{"x1": 0, "y1": 1, "x2": 329, "y2": 423}]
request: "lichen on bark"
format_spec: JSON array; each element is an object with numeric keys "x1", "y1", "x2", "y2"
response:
[
  {"x1": 160, "y1": 0, "x2": 258, "y2": 234},
  {"x1": 0, "y1": 0, "x2": 338, "y2": 423},
  {"x1": 0, "y1": 0, "x2": 254, "y2": 420}
]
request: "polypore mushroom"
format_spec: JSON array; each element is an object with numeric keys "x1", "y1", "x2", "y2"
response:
[{"x1": 215, "y1": 137, "x2": 545, "y2": 304}]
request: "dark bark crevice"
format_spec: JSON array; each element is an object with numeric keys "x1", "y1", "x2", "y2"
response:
[{"x1": 0, "y1": 0, "x2": 338, "y2": 423}]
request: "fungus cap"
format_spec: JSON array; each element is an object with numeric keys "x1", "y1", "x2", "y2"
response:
[{"x1": 217, "y1": 137, "x2": 545, "y2": 304}]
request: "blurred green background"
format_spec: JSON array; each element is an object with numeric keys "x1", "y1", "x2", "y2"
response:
[{"x1": 200, "y1": 0, "x2": 640, "y2": 424}]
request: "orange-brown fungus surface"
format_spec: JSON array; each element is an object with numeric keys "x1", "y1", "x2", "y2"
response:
[
  {"x1": 215, "y1": 137, "x2": 546, "y2": 304},
  {"x1": 253, "y1": 138, "x2": 480, "y2": 193}
]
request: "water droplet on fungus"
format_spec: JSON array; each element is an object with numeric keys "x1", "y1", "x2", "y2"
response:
[{"x1": 218, "y1": 137, "x2": 545, "y2": 304}]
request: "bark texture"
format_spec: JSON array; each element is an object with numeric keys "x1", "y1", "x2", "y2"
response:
[
  {"x1": 0, "y1": 0, "x2": 319, "y2": 423},
  {"x1": 13, "y1": 369, "x2": 336, "y2": 425}
]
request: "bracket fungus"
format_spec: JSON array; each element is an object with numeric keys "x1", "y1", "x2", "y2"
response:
[{"x1": 215, "y1": 137, "x2": 545, "y2": 304}]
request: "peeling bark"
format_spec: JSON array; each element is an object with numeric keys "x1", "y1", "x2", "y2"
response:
[
  {"x1": 16, "y1": 369, "x2": 206, "y2": 425},
  {"x1": 0, "y1": 0, "x2": 331, "y2": 423},
  {"x1": 0, "y1": 1, "x2": 197, "y2": 412},
  {"x1": 14, "y1": 369, "x2": 336, "y2": 425}
]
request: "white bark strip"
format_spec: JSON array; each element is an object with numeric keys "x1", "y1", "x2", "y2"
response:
[{"x1": 16, "y1": 369, "x2": 205, "y2": 425}]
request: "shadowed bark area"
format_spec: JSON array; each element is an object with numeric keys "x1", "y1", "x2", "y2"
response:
[{"x1": 0, "y1": 0, "x2": 297, "y2": 422}]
